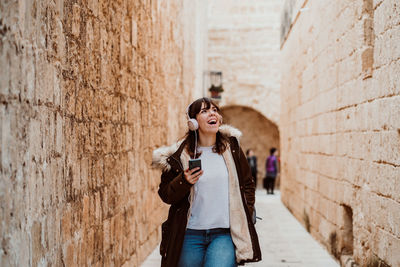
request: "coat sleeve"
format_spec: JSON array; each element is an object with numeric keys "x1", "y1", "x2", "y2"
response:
[
  {"x1": 238, "y1": 146, "x2": 256, "y2": 217},
  {"x1": 158, "y1": 169, "x2": 192, "y2": 205}
]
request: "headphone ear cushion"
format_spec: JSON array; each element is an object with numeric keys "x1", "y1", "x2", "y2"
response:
[{"x1": 188, "y1": 119, "x2": 199, "y2": 131}]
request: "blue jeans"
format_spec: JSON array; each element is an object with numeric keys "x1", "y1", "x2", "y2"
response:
[{"x1": 178, "y1": 228, "x2": 237, "y2": 267}]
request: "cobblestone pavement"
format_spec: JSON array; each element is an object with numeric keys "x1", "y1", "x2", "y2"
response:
[{"x1": 141, "y1": 190, "x2": 339, "y2": 267}]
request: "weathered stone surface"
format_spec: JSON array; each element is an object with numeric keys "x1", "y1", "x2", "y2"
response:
[
  {"x1": 280, "y1": 0, "x2": 400, "y2": 266},
  {"x1": 0, "y1": 0, "x2": 206, "y2": 266},
  {"x1": 207, "y1": 0, "x2": 284, "y2": 125}
]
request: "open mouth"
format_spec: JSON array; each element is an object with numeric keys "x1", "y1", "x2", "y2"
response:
[{"x1": 207, "y1": 119, "x2": 217, "y2": 125}]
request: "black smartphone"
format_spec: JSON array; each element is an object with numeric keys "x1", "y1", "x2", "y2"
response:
[{"x1": 189, "y1": 159, "x2": 202, "y2": 174}]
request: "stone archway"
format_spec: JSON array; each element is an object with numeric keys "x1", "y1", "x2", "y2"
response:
[{"x1": 220, "y1": 105, "x2": 280, "y2": 188}]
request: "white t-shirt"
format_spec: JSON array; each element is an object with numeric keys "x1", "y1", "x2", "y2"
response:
[{"x1": 187, "y1": 146, "x2": 230, "y2": 229}]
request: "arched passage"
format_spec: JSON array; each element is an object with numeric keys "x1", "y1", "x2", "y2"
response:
[{"x1": 220, "y1": 105, "x2": 280, "y2": 188}]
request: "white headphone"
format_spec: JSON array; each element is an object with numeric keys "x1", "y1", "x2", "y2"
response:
[{"x1": 186, "y1": 104, "x2": 199, "y2": 131}]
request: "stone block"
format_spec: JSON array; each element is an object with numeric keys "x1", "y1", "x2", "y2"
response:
[
  {"x1": 94, "y1": 191, "x2": 102, "y2": 224},
  {"x1": 85, "y1": 228, "x2": 95, "y2": 265},
  {"x1": 374, "y1": 0, "x2": 400, "y2": 35},
  {"x1": 361, "y1": 47, "x2": 374, "y2": 79},
  {"x1": 103, "y1": 218, "x2": 111, "y2": 255},
  {"x1": 385, "y1": 96, "x2": 400, "y2": 129},
  {"x1": 374, "y1": 24, "x2": 400, "y2": 68},
  {"x1": 21, "y1": 44, "x2": 36, "y2": 102},
  {"x1": 82, "y1": 194, "x2": 90, "y2": 229},
  {"x1": 88, "y1": 0, "x2": 99, "y2": 17},
  {"x1": 64, "y1": 243, "x2": 76, "y2": 267},
  {"x1": 379, "y1": 130, "x2": 400, "y2": 166},
  {"x1": 71, "y1": 4, "x2": 81, "y2": 38},
  {"x1": 61, "y1": 206, "x2": 72, "y2": 242},
  {"x1": 363, "y1": 18, "x2": 374, "y2": 47},
  {"x1": 374, "y1": 227, "x2": 400, "y2": 267},
  {"x1": 31, "y1": 221, "x2": 44, "y2": 266}
]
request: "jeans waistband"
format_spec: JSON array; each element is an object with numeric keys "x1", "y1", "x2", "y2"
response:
[{"x1": 186, "y1": 228, "x2": 230, "y2": 235}]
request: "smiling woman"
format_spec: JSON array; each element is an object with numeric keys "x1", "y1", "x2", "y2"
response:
[{"x1": 152, "y1": 97, "x2": 262, "y2": 267}]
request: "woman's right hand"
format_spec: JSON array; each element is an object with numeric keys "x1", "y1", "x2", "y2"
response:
[{"x1": 184, "y1": 168, "x2": 203, "y2": 184}]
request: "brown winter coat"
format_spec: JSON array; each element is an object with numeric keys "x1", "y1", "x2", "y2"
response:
[{"x1": 152, "y1": 125, "x2": 261, "y2": 267}]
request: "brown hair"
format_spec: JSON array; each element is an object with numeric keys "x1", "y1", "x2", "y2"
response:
[{"x1": 185, "y1": 97, "x2": 229, "y2": 158}]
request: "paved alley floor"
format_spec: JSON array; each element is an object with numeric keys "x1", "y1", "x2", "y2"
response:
[{"x1": 141, "y1": 190, "x2": 339, "y2": 267}]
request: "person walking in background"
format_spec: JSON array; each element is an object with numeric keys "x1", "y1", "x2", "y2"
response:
[
  {"x1": 152, "y1": 97, "x2": 261, "y2": 267},
  {"x1": 246, "y1": 149, "x2": 258, "y2": 187},
  {"x1": 264, "y1": 148, "x2": 278, "y2": 194}
]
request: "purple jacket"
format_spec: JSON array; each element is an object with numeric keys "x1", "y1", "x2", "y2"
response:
[{"x1": 266, "y1": 155, "x2": 277, "y2": 176}]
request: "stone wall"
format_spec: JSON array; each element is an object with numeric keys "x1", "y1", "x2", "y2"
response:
[
  {"x1": 280, "y1": 0, "x2": 400, "y2": 266},
  {"x1": 0, "y1": 0, "x2": 205, "y2": 266},
  {"x1": 207, "y1": 0, "x2": 284, "y2": 125}
]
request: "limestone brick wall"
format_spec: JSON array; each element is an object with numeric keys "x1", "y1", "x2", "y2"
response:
[
  {"x1": 280, "y1": 0, "x2": 400, "y2": 266},
  {"x1": 207, "y1": 0, "x2": 284, "y2": 125},
  {"x1": 0, "y1": 0, "x2": 205, "y2": 266}
]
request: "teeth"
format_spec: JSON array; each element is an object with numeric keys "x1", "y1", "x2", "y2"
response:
[{"x1": 207, "y1": 118, "x2": 217, "y2": 125}]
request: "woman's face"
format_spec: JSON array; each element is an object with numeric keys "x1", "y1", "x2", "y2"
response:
[{"x1": 195, "y1": 102, "x2": 221, "y2": 135}]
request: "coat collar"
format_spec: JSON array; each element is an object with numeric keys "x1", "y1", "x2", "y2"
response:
[{"x1": 152, "y1": 125, "x2": 242, "y2": 171}]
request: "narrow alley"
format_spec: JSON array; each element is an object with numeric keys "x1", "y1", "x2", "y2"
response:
[{"x1": 1, "y1": 0, "x2": 399, "y2": 266}]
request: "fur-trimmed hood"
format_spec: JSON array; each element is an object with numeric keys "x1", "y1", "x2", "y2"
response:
[{"x1": 152, "y1": 124, "x2": 242, "y2": 172}]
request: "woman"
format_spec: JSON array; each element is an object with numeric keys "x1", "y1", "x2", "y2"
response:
[{"x1": 152, "y1": 97, "x2": 261, "y2": 267}]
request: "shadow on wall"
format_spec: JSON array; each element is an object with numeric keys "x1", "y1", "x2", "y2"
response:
[{"x1": 220, "y1": 105, "x2": 280, "y2": 188}]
